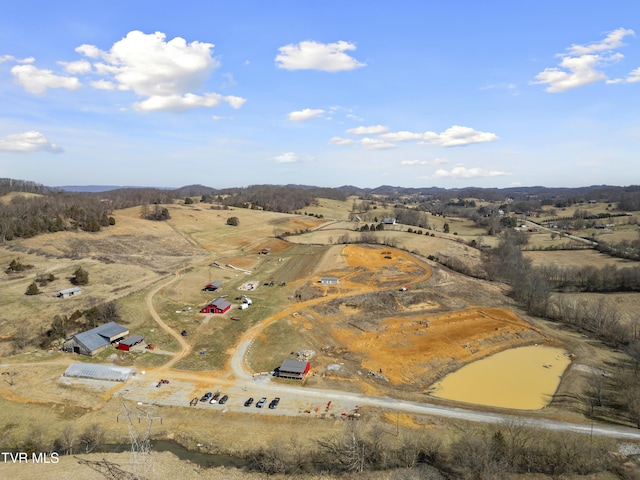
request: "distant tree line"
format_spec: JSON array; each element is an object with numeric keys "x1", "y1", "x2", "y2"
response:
[
  {"x1": 0, "y1": 193, "x2": 115, "y2": 241},
  {"x1": 595, "y1": 238, "x2": 640, "y2": 261},
  {"x1": 219, "y1": 185, "x2": 347, "y2": 213},
  {"x1": 0, "y1": 178, "x2": 49, "y2": 196}
]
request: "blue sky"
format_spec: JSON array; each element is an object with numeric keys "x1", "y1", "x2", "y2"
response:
[{"x1": 1, "y1": 1, "x2": 639, "y2": 189}]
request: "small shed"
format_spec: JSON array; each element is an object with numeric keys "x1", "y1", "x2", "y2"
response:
[
  {"x1": 319, "y1": 276, "x2": 339, "y2": 285},
  {"x1": 58, "y1": 287, "x2": 82, "y2": 298},
  {"x1": 64, "y1": 363, "x2": 137, "y2": 382},
  {"x1": 200, "y1": 297, "x2": 232, "y2": 314},
  {"x1": 277, "y1": 360, "x2": 311, "y2": 380},
  {"x1": 203, "y1": 281, "x2": 222, "y2": 292},
  {"x1": 118, "y1": 334, "x2": 145, "y2": 351}
]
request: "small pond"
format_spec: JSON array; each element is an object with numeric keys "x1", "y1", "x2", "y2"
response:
[{"x1": 429, "y1": 345, "x2": 571, "y2": 410}]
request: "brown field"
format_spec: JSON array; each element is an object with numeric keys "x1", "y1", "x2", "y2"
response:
[
  {"x1": 0, "y1": 198, "x2": 638, "y2": 478},
  {"x1": 525, "y1": 249, "x2": 637, "y2": 269}
]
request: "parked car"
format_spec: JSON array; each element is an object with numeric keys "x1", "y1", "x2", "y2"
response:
[
  {"x1": 218, "y1": 395, "x2": 229, "y2": 405},
  {"x1": 268, "y1": 397, "x2": 280, "y2": 409},
  {"x1": 244, "y1": 397, "x2": 254, "y2": 407},
  {"x1": 256, "y1": 397, "x2": 267, "y2": 408},
  {"x1": 209, "y1": 392, "x2": 221, "y2": 404},
  {"x1": 200, "y1": 392, "x2": 212, "y2": 402}
]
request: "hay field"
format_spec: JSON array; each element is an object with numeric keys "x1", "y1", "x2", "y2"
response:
[{"x1": 525, "y1": 249, "x2": 637, "y2": 269}]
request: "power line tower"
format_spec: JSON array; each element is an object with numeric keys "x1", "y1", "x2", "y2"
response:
[{"x1": 117, "y1": 399, "x2": 162, "y2": 479}]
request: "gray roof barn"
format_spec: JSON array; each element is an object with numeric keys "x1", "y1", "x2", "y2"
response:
[
  {"x1": 212, "y1": 298, "x2": 232, "y2": 310},
  {"x1": 66, "y1": 322, "x2": 129, "y2": 356},
  {"x1": 277, "y1": 359, "x2": 311, "y2": 379},
  {"x1": 118, "y1": 334, "x2": 145, "y2": 347}
]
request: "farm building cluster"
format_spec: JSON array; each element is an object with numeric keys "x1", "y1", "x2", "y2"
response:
[{"x1": 64, "y1": 322, "x2": 145, "y2": 356}]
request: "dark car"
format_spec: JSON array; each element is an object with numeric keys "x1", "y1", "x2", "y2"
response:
[
  {"x1": 268, "y1": 397, "x2": 280, "y2": 409},
  {"x1": 200, "y1": 392, "x2": 212, "y2": 402},
  {"x1": 218, "y1": 395, "x2": 229, "y2": 405},
  {"x1": 181, "y1": 330, "x2": 188, "y2": 336},
  {"x1": 244, "y1": 397, "x2": 254, "y2": 407},
  {"x1": 256, "y1": 397, "x2": 267, "y2": 408}
]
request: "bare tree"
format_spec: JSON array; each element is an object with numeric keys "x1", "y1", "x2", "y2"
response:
[{"x1": 79, "y1": 423, "x2": 106, "y2": 453}]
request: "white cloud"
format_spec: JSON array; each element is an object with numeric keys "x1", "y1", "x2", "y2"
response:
[
  {"x1": 91, "y1": 79, "x2": 116, "y2": 90},
  {"x1": 59, "y1": 60, "x2": 92, "y2": 74},
  {"x1": 0, "y1": 55, "x2": 34, "y2": 64},
  {"x1": 425, "y1": 125, "x2": 498, "y2": 147},
  {"x1": 380, "y1": 131, "x2": 425, "y2": 142},
  {"x1": 0, "y1": 131, "x2": 63, "y2": 153},
  {"x1": 433, "y1": 166, "x2": 510, "y2": 179},
  {"x1": 329, "y1": 136, "x2": 355, "y2": 146},
  {"x1": 77, "y1": 30, "x2": 246, "y2": 112},
  {"x1": 401, "y1": 158, "x2": 449, "y2": 166},
  {"x1": 627, "y1": 67, "x2": 640, "y2": 83},
  {"x1": 568, "y1": 27, "x2": 634, "y2": 55},
  {"x1": 10, "y1": 64, "x2": 81, "y2": 94},
  {"x1": 361, "y1": 138, "x2": 395, "y2": 150},
  {"x1": 533, "y1": 28, "x2": 634, "y2": 92},
  {"x1": 288, "y1": 108, "x2": 325, "y2": 122},
  {"x1": 533, "y1": 54, "x2": 610, "y2": 93},
  {"x1": 75, "y1": 44, "x2": 102, "y2": 58},
  {"x1": 379, "y1": 126, "x2": 497, "y2": 147},
  {"x1": 134, "y1": 93, "x2": 246, "y2": 112},
  {"x1": 275, "y1": 40, "x2": 366, "y2": 72},
  {"x1": 274, "y1": 152, "x2": 299, "y2": 163},
  {"x1": 346, "y1": 125, "x2": 388, "y2": 135}
]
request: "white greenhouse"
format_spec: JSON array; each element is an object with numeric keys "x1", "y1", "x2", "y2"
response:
[{"x1": 63, "y1": 363, "x2": 137, "y2": 382}]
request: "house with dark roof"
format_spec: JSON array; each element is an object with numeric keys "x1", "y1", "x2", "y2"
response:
[
  {"x1": 200, "y1": 297, "x2": 232, "y2": 314},
  {"x1": 65, "y1": 322, "x2": 129, "y2": 356},
  {"x1": 277, "y1": 360, "x2": 311, "y2": 379},
  {"x1": 117, "y1": 334, "x2": 145, "y2": 351},
  {"x1": 202, "y1": 281, "x2": 222, "y2": 292}
]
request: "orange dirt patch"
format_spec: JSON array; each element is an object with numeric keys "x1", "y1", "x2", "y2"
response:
[
  {"x1": 330, "y1": 307, "x2": 543, "y2": 386},
  {"x1": 313, "y1": 245, "x2": 432, "y2": 291}
]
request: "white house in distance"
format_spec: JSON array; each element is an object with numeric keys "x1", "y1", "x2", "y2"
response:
[
  {"x1": 57, "y1": 287, "x2": 82, "y2": 298},
  {"x1": 319, "y1": 276, "x2": 339, "y2": 285}
]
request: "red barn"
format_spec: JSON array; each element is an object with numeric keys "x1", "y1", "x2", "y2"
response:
[
  {"x1": 277, "y1": 360, "x2": 311, "y2": 379},
  {"x1": 200, "y1": 297, "x2": 232, "y2": 314}
]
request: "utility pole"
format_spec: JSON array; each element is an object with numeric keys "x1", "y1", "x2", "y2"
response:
[{"x1": 117, "y1": 399, "x2": 162, "y2": 479}]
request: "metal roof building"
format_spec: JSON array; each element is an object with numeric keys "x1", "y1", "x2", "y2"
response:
[
  {"x1": 57, "y1": 287, "x2": 82, "y2": 298},
  {"x1": 277, "y1": 360, "x2": 311, "y2": 379},
  {"x1": 64, "y1": 363, "x2": 137, "y2": 382},
  {"x1": 117, "y1": 334, "x2": 145, "y2": 351},
  {"x1": 65, "y1": 322, "x2": 129, "y2": 356}
]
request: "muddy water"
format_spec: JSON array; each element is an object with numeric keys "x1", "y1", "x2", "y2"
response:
[{"x1": 429, "y1": 345, "x2": 571, "y2": 410}]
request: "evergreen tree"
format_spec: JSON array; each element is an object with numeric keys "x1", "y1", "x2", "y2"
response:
[{"x1": 73, "y1": 267, "x2": 89, "y2": 285}]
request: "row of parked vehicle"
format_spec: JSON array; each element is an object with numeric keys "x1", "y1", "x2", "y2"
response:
[
  {"x1": 199, "y1": 392, "x2": 228, "y2": 404},
  {"x1": 199, "y1": 392, "x2": 280, "y2": 409},
  {"x1": 244, "y1": 396, "x2": 280, "y2": 409}
]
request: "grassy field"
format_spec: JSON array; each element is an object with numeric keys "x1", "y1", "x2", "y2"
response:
[{"x1": 0, "y1": 196, "x2": 639, "y2": 478}]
